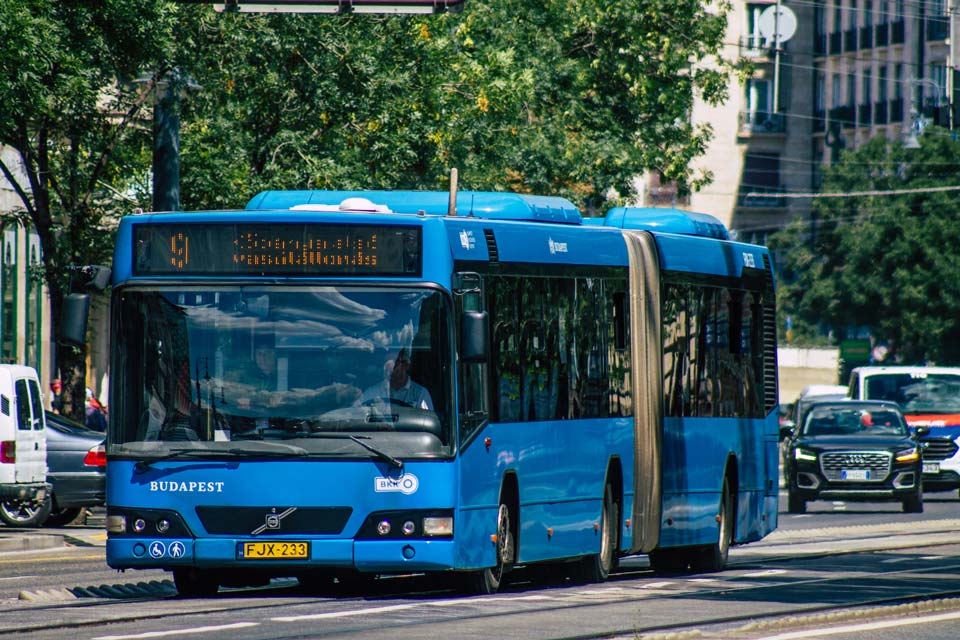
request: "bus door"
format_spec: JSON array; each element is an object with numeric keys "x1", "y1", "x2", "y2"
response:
[{"x1": 623, "y1": 230, "x2": 663, "y2": 554}]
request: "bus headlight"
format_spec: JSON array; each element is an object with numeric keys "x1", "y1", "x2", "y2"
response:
[
  {"x1": 106, "y1": 515, "x2": 127, "y2": 534},
  {"x1": 794, "y1": 448, "x2": 817, "y2": 462},
  {"x1": 422, "y1": 516, "x2": 453, "y2": 536},
  {"x1": 896, "y1": 447, "x2": 920, "y2": 463}
]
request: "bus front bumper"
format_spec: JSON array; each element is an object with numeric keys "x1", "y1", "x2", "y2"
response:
[{"x1": 107, "y1": 537, "x2": 458, "y2": 573}]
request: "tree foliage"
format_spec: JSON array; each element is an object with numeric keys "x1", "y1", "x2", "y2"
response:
[
  {"x1": 771, "y1": 130, "x2": 960, "y2": 364},
  {"x1": 173, "y1": 0, "x2": 734, "y2": 210},
  {"x1": 0, "y1": 0, "x2": 176, "y2": 418}
]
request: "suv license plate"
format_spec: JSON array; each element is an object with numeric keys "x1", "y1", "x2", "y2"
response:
[
  {"x1": 841, "y1": 469, "x2": 870, "y2": 480},
  {"x1": 923, "y1": 462, "x2": 940, "y2": 474},
  {"x1": 238, "y1": 541, "x2": 309, "y2": 560}
]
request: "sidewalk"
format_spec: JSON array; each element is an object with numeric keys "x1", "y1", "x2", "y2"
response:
[
  {"x1": 0, "y1": 531, "x2": 64, "y2": 553},
  {"x1": 0, "y1": 508, "x2": 105, "y2": 554}
]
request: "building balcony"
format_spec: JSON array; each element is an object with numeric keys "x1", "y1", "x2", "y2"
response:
[
  {"x1": 859, "y1": 25, "x2": 873, "y2": 49},
  {"x1": 874, "y1": 101, "x2": 888, "y2": 125},
  {"x1": 737, "y1": 186, "x2": 786, "y2": 209},
  {"x1": 739, "y1": 36, "x2": 770, "y2": 59},
  {"x1": 875, "y1": 22, "x2": 888, "y2": 47},
  {"x1": 738, "y1": 112, "x2": 787, "y2": 135}
]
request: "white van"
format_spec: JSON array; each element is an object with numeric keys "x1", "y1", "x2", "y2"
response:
[
  {"x1": 847, "y1": 365, "x2": 960, "y2": 496},
  {"x1": 0, "y1": 365, "x2": 51, "y2": 527}
]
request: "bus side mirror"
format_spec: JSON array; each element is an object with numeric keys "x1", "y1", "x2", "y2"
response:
[
  {"x1": 460, "y1": 310, "x2": 489, "y2": 363},
  {"x1": 61, "y1": 293, "x2": 91, "y2": 347}
]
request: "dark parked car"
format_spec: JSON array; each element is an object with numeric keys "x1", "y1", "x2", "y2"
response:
[
  {"x1": 783, "y1": 400, "x2": 925, "y2": 514},
  {"x1": 43, "y1": 411, "x2": 105, "y2": 527}
]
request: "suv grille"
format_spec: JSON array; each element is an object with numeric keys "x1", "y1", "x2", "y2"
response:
[
  {"x1": 820, "y1": 451, "x2": 891, "y2": 481},
  {"x1": 920, "y1": 437, "x2": 958, "y2": 461}
]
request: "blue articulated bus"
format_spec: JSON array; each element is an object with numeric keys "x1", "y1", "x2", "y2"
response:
[{"x1": 101, "y1": 189, "x2": 779, "y2": 596}]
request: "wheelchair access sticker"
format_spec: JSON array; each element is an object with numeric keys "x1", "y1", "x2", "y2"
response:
[
  {"x1": 148, "y1": 540, "x2": 186, "y2": 559},
  {"x1": 374, "y1": 473, "x2": 419, "y2": 495}
]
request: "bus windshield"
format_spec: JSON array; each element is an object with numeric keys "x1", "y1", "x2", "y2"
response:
[
  {"x1": 864, "y1": 373, "x2": 960, "y2": 414},
  {"x1": 111, "y1": 286, "x2": 452, "y2": 458}
]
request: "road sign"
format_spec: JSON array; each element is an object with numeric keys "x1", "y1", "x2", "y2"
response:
[{"x1": 175, "y1": 0, "x2": 464, "y2": 13}]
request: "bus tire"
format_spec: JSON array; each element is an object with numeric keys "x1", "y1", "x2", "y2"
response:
[
  {"x1": 468, "y1": 500, "x2": 516, "y2": 595},
  {"x1": 572, "y1": 483, "x2": 619, "y2": 583},
  {"x1": 173, "y1": 568, "x2": 220, "y2": 597},
  {"x1": 694, "y1": 475, "x2": 734, "y2": 572}
]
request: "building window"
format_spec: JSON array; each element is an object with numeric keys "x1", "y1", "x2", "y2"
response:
[
  {"x1": 847, "y1": 72, "x2": 857, "y2": 105},
  {"x1": 832, "y1": 74, "x2": 842, "y2": 108},
  {"x1": 746, "y1": 78, "x2": 773, "y2": 124},
  {"x1": 894, "y1": 64, "x2": 903, "y2": 99}
]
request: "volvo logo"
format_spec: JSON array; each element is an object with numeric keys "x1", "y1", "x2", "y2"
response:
[{"x1": 251, "y1": 507, "x2": 297, "y2": 536}]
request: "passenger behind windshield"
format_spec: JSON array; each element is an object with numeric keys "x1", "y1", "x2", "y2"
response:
[{"x1": 358, "y1": 348, "x2": 434, "y2": 411}]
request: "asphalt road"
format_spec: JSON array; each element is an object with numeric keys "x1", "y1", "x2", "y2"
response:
[{"x1": 1, "y1": 492, "x2": 960, "y2": 639}]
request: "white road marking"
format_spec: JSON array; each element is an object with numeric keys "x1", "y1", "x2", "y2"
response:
[
  {"x1": 272, "y1": 594, "x2": 554, "y2": 622},
  {"x1": 0, "y1": 575, "x2": 36, "y2": 581},
  {"x1": 94, "y1": 622, "x2": 258, "y2": 640},
  {"x1": 740, "y1": 569, "x2": 787, "y2": 578},
  {"x1": 756, "y1": 609, "x2": 960, "y2": 639},
  {"x1": 643, "y1": 581, "x2": 674, "y2": 588}
]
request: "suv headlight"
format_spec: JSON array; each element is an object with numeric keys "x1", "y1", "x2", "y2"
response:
[
  {"x1": 794, "y1": 447, "x2": 817, "y2": 461},
  {"x1": 896, "y1": 446, "x2": 919, "y2": 463}
]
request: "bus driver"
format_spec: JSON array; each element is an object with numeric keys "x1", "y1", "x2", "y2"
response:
[{"x1": 359, "y1": 348, "x2": 434, "y2": 411}]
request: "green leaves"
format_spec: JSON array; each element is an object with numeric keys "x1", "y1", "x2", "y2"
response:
[{"x1": 772, "y1": 129, "x2": 960, "y2": 363}]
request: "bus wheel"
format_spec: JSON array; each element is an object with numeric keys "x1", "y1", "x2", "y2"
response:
[
  {"x1": 694, "y1": 476, "x2": 734, "y2": 572},
  {"x1": 572, "y1": 483, "x2": 619, "y2": 583},
  {"x1": 469, "y1": 501, "x2": 515, "y2": 595},
  {"x1": 173, "y1": 568, "x2": 220, "y2": 597}
]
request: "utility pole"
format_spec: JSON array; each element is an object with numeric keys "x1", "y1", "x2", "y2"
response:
[{"x1": 153, "y1": 72, "x2": 181, "y2": 212}]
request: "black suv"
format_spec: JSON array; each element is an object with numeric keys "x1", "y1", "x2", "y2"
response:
[{"x1": 782, "y1": 400, "x2": 926, "y2": 514}]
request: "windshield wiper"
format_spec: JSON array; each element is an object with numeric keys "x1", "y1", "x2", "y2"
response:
[
  {"x1": 132, "y1": 445, "x2": 308, "y2": 474},
  {"x1": 346, "y1": 435, "x2": 403, "y2": 469},
  {"x1": 292, "y1": 432, "x2": 402, "y2": 468}
]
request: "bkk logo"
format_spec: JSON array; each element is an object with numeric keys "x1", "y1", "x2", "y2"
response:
[{"x1": 374, "y1": 473, "x2": 419, "y2": 495}]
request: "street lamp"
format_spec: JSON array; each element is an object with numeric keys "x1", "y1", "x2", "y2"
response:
[{"x1": 903, "y1": 78, "x2": 942, "y2": 149}]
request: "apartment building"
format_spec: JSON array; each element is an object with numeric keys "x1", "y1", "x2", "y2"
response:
[
  {"x1": 640, "y1": 1, "x2": 958, "y2": 246},
  {"x1": 813, "y1": 0, "x2": 957, "y2": 165}
]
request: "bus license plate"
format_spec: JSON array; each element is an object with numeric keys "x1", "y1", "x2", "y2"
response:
[
  {"x1": 238, "y1": 541, "x2": 309, "y2": 560},
  {"x1": 923, "y1": 462, "x2": 940, "y2": 474},
  {"x1": 841, "y1": 469, "x2": 869, "y2": 480}
]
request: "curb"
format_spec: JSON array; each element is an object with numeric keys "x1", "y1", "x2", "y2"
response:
[{"x1": 0, "y1": 533, "x2": 64, "y2": 554}]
